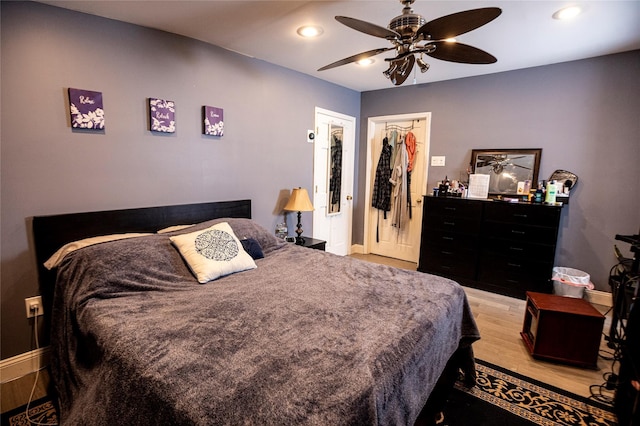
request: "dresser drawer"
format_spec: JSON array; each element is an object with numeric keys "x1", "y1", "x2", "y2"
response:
[
  {"x1": 420, "y1": 247, "x2": 477, "y2": 279},
  {"x1": 424, "y1": 197, "x2": 483, "y2": 219},
  {"x1": 483, "y1": 237, "x2": 556, "y2": 260},
  {"x1": 422, "y1": 229, "x2": 479, "y2": 251},
  {"x1": 484, "y1": 202, "x2": 561, "y2": 228},
  {"x1": 424, "y1": 215, "x2": 482, "y2": 235},
  {"x1": 482, "y1": 221, "x2": 558, "y2": 244},
  {"x1": 478, "y1": 254, "x2": 552, "y2": 283}
]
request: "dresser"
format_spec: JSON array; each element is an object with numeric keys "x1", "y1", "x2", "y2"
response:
[{"x1": 418, "y1": 196, "x2": 563, "y2": 299}]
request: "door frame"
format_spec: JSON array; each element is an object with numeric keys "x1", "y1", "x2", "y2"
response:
[
  {"x1": 363, "y1": 112, "x2": 431, "y2": 257},
  {"x1": 313, "y1": 107, "x2": 355, "y2": 255}
]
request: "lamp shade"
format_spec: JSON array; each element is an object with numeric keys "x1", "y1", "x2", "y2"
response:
[{"x1": 283, "y1": 187, "x2": 314, "y2": 212}]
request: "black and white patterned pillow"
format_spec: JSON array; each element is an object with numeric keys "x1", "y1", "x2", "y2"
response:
[{"x1": 170, "y1": 222, "x2": 256, "y2": 283}]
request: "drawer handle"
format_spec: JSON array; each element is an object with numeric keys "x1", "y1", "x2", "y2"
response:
[
  {"x1": 507, "y1": 279, "x2": 520, "y2": 284},
  {"x1": 441, "y1": 236, "x2": 454, "y2": 241},
  {"x1": 441, "y1": 265, "x2": 452, "y2": 270},
  {"x1": 511, "y1": 230, "x2": 526, "y2": 235},
  {"x1": 507, "y1": 263, "x2": 522, "y2": 268},
  {"x1": 444, "y1": 207, "x2": 457, "y2": 211},
  {"x1": 440, "y1": 251, "x2": 454, "y2": 256},
  {"x1": 443, "y1": 221, "x2": 456, "y2": 226},
  {"x1": 509, "y1": 246, "x2": 524, "y2": 252},
  {"x1": 514, "y1": 214, "x2": 528, "y2": 218}
]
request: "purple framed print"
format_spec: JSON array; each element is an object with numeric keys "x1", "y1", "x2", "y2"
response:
[
  {"x1": 68, "y1": 88, "x2": 105, "y2": 130},
  {"x1": 203, "y1": 106, "x2": 224, "y2": 136},
  {"x1": 149, "y1": 98, "x2": 176, "y2": 133}
]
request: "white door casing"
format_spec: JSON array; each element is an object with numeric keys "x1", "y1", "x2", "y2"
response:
[
  {"x1": 313, "y1": 108, "x2": 355, "y2": 256},
  {"x1": 364, "y1": 113, "x2": 431, "y2": 263}
]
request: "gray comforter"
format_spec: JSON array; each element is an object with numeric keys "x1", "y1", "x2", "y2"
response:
[{"x1": 50, "y1": 218, "x2": 479, "y2": 425}]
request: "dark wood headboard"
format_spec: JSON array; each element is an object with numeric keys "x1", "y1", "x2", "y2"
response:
[{"x1": 32, "y1": 199, "x2": 251, "y2": 290}]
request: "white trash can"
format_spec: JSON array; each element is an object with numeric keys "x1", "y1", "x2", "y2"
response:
[{"x1": 551, "y1": 267, "x2": 594, "y2": 298}]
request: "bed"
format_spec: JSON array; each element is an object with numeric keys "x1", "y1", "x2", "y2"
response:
[{"x1": 32, "y1": 199, "x2": 480, "y2": 425}]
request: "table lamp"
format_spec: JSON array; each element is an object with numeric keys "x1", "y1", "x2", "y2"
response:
[{"x1": 283, "y1": 187, "x2": 314, "y2": 244}]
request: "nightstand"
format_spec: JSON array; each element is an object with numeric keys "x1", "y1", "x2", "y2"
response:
[
  {"x1": 521, "y1": 291, "x2": 604, "y2": 368},
  {"x1": 298, "y1": 237, "x2": 326, "y2": 251}
]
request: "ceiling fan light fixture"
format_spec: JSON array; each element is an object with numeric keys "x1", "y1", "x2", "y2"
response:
[
  {"x1": 296, "y1": 25, "x2": 324, "y2": 38},
  {"x1": 552, "y1": 6, "x2": 582, "y2": 20},
  {"x1": 356, "y1": 58, "x2": 375, "y2": 66},
  {"x1": 416, "y1": 57, "x2": 430, "y2": 73}
]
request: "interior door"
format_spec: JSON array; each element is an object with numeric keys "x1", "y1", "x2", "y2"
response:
[
  {"x1": 365, "y1": 113, "x2": 431, "y2": 263},
  {"x1": 313, "y1": 108, "x2": 355, "y2": 256}
]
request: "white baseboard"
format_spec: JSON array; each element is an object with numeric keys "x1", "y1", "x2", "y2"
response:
[
  {"x1": 584, "y1": 289, "x2": 612, "y2": 307},
  {"x1": 0, "y1": 347, "x2": 50, "y2": 383},
  {"x1": 350, "y1": 244, "x2": 364, "y2": 254}
]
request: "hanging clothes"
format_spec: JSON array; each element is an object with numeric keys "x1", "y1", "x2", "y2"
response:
[
  {"x1": 405, "y1": 131, "x2": 416, "y2": 172},
  {"x1": 388, "y1": 130, "x2": 399, "y2": 168},
  {"x1": 372, "y1": 137, "x2": 393, "y2": 242},
  {"x1": 372, "y1": 137, "x2": 392, "y2": 213},
  {"x1": 329, "y1": 135, "x2": 342, "y2": 212},
  {"x1": 389, "y1": 136, "x2": 409, "y2": 230},
  {"x1": 405, "y1": 131, "x2": 416, "y2": 219}
]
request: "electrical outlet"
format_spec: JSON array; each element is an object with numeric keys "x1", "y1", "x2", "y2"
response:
[{"x1": 25, "y1": 296, "x2": 43, "y2": 318}]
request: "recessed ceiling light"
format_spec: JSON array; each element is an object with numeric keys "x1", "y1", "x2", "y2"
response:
[
  {"x1": 297, "y1": 25, "x2": 323, "y2": 38},
  {"x1": 552, "y1": 6, "x2": 582, "y2": 20},
  {"x1": 356, "y1": 58, "x2": 375, "y2": 66}
]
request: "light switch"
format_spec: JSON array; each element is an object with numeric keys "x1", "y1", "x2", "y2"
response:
[{"x1": 431, "y1": 156, "x2": 446, "y2": 167}]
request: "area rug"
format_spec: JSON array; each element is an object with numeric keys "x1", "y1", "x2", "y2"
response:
[
  {"x1": 1, "y1": 397, "x2": 58, "y2": 426},
  {"x1": 443, "y1": 359, "x2": 618, "y2": 426}
]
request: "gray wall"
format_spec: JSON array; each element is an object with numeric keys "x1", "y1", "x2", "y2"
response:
[
  {"x1": 1, "y1": 2, "x2": 360, "y2": 359},
  {"x1": 357, "y1": 51, "x2": 640, "y2": 293},
  {"x1": 2, "y1": 1, "x2": 638, "y2": 361}
]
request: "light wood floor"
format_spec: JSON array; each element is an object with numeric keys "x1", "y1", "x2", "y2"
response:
[{"x1": 2, "y1": 253, "x2": 617, "y2": 414}]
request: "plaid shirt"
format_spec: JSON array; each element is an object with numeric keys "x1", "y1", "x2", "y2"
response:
[{"x1": 372, "y1": 139, "x2": 392, "y2": 211}]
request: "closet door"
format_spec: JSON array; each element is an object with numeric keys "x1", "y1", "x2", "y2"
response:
[{"x1": 365, "y1": 113, "x2": 431, "y2": 263}]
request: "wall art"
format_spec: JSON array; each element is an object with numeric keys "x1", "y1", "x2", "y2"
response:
[
  {"x1": 203, "y1": 106, "x2": 224, "y2": 136},
  {"x1": 149, "y1": 98, "x2": 176, "y2": 133},
  {"x1": 68, "y1": 88, "x2": 105, "y2": 130},
  {"x1": 471, "y1": 148, "x2": 542, "y2": 196}
]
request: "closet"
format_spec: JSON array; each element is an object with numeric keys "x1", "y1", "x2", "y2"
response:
[{"x1": 365, "y1": 113, "x2": 431, "y2": 264}]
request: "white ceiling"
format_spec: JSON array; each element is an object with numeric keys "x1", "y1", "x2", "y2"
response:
[{"x1": 37, "y1": 0, "x2": 640, "y2": 92}]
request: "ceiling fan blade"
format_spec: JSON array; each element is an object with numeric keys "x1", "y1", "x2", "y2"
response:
[
  {"x1": 417, "y1": 7, "x2": 502, "y2": 40},
  {"x1": 335, "y1": 16, "x2": 400, "y2": 40},
  {"x1": 318, "y1": 47, "x2": 394, "y2": 71},
  {"x1": 427, "y1": 41, "x2": 497, "y2": 64}
]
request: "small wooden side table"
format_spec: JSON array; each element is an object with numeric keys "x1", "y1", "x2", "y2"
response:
[{"x1": 521, "y1": 291, "x2": 604, "y2": 368}]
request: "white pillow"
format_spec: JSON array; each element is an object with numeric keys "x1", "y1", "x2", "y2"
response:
[
  {"x1": 170, "y1": 222, "x2": 256, "y2": 283},
  {"x1": 44, "y1": 233, "x2": 152, "y2": 270},
  {"x1": 156, "y1": 224, "x2": 194, "y2": 234}
]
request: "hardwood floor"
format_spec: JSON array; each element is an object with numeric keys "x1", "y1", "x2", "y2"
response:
[
  {"x1": 1, "y1": 253, "x2": 617, "y2": 414},
  {"x1": 1, "y1": 368, "x2": 50, "y2": 414},
  {"x1": 350, "y1": 253, "x2": 617, "y2": 400}
]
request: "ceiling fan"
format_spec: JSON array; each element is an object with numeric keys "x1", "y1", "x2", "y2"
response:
[
  {"x1": 476, "y1": 155, "x2": 531, "y2": 175},
  {"x1": 318, "y1": 0, "x2": 502, "y2": 86}
]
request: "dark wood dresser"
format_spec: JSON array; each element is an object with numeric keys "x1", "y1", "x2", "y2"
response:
[{"x1": 418, "y1": 196, "x2": 563, "y2": 299}]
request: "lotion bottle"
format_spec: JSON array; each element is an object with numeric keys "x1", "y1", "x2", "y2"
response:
[{"x1": 545, "y1": 180, "x2": 557, "y2": 204}]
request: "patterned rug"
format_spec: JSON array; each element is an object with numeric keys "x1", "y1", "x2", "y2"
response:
[
  {"x1": 444, "y1": 359, "x2": 618, "y2": 425},
  {"x1": 1, "y1": 397, "x2": 58, "y2": 426}
]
